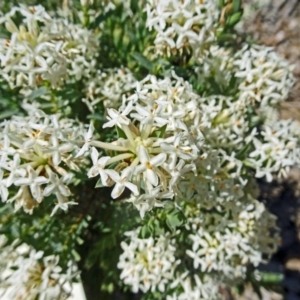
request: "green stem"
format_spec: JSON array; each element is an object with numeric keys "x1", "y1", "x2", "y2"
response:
[
  {"x1": 107, "y1": 153, "x2": 134, "y2": 165},
  {"x1": 90, "y1": 140, "x2": 128, "y2": 152},
  {"x1": 122, "y1": 125, "x2": 136, "y2": 147}
]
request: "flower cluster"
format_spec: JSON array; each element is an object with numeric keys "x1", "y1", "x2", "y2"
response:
[
  {"x1": 82, "y1": 68, "x2": 137, "y2": 111},
  {"x1": 146, "y1": 0, "x2": 220, "y2": 56},
  {"x1": 0, "y1": 240, "x2": 77, "y2": 300},
  {"x1": 117, "y1": 228, "x2": 223, "y2": 299},
  {"x1": 195, "y1": 45, "x2": 235, "y2": 93},
  {"x1": 78, "y1": 67, "x2": 300, "y2": 217},
  {"x1": 191, "y1": 42, "x2": 298, "y2": 183},
  {"x1": 0, "y1": 108, "x2": 87, "y2": 214},
  {"x1": 166, "y1": 272, "x2": 220, "y2": 300},
  {"x1": 0, "y1": 1, "x2": 299, "y2": 299},
  {"x1": 118, "y1": 228, "x2": 180, "y2": 293},
  {"x1": 78, "y1": 73, "x2": 207, "y2": 217},
  {"x1": 118, "y1": 197, "x2": 279, "y2": 298},
  {"x1": 0, "y1": 4, "x2": 98, "y2": 88},
  {"x1": 194, "y1": 43, "x2": 295, "y2": 110},
  {"x1": 199, "y1": 95, "x2": 253, "y2": 153},
  {"x1": 234, "y1": 44, "x2": 295, "y2": 108},
  {"x1": 176, "y1": 150, "x2": 245, "y2": 210},
  {"x1": 248, "y1": 119, "x2": 300, "y2": 181},
  {"x1": 185, "y1": 197, "x2": 279, "y2": 279},
  {"x1": 118, "y1": 228, "x2": 218, "y2": 300}
]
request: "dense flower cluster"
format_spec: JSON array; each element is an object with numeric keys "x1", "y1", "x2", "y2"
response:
[
  {"x1": 77, "y1": 64, "x2": 300, "y2": 216},
  {"x1": 0, "y1": 0, "x2": 299, "y2": 299},
  {"x1": 0, "y1": 109, "x2": 87, "y2": 214},
  {"x1": 234, "y1": 44, "x2": 295, "y2": 108},
  {"x1": 146, "y1": 0, "x2": 220, "y2": 56},
  {"x1": 117, "y1": 228, "x2": 223, "y2": 299},
  {"x1": 82, "y1": 68, "x2": 137, "y2": 111},
  {"x1": 118, "y1": 229, "x2": 180, "y2": 293},
  {"x1": 0, "y1": 5, "x2": 98, "y2": 88},
  {"x1": 0, "y1": 239, "x2": 77, "y2": 300},
  {"x1": 166, "y1": 271, "x2": 220, "y2": 300},
  {"x1": 195, "y1": 45, "x2": 235, "y2": 92},
  {"x1": 185, "y1": 198, "x2": 279, "y2": 279},
  {"x1": 78, "y1": 73, "x2": 207, "y2": 217},
  {"x1": 118, "y1": 197, "x2": 279, "y2": 298},
  {"x1": 195, "y1": 44, "x2": 295, "y2": 109},
  {"x1": 192, "y1": 43, "x2": 297, "y2": 183},
  {"x1": 249, "y1": 119, "x2": 300, "y2": 181}
]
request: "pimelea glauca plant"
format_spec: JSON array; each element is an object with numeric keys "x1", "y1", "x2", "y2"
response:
[{"x1": 0, "y1": 0, "x2": 298, "y2": 299}]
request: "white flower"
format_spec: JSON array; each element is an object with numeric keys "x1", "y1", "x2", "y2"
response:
[
  {"x1": 0, "y1": 242, "x2": 77, "y2": 300},
  {"x1": 146, "y1": 0, "x2": 220, "y2": 57},
  {"x1": 87, "y1": 147, "x2": 117, "y2": 185},
  {"x1": 76, "y1": 123, "x2": 95, "y2": 157},
  {"x1": 0, "y1": 108, "x2": 88, "y2": 214},
  {"x1": 86, "y1": 73, "x2": 209, "y2": 217},
  {"x1": 185, "y1": 197, "x2": 280, "y2": 278},
  {"x1": 234, "y1": 44, "x2": 295, "y2": 107},
  {"x1": 8, "y1": 186, "x2": 38, "y2": 214},
  {"x1": 39, "y1": 167, "x2": 77, "y2": 216},
  {"x1": 43, "y1": 169, "x2": 71, "y2": 199},
  {"x1": 1, "y1": 154, "x2": 26, "y2": 187},
  {"x1": 165, "y1": 159, "x2": 195, "y2": 188},
  {"x1": 135, "y1": 146, "x2": 166, "y2": 187},
  {"x1": 0, "y1": 169, "x2": 8, "y2": 202},
  {"x1": 130, "y1": 102, "x2": 168, "y2": 127},
  {"x1": 130, "y1": 186, "x2": 173, "y2": 218},
  {"x1": 83, "y1": 68, "x2": 136, "y2": 111},
  {"x1": 109, "y1": 167, "x2": 139, "y2": 199},
  {"x1": 248, "y1": 120, "x2": 300, "y2": 181},
  {"x1": 14, "y1": 166, "x2": 48, "y2": 202},
  {"x1": 118, "y1": 229, "x2": 180, "y2": 293},
  {"x1": 0, "y1": 4, "x2": 99, "y2": 88},
  {"x1": 161, "y1": 134, "x2": 197, "y2": 169},
  {"x1": 103, "y1": 102, "x2": 133, "y2": 128},
  {"x1": 43, "y1": 134, "x2": 74, "y2": 166},
  {"x1": 0, "y1": 134, "x2": 16, "y2": 162},
  {"x1": 167, "y1": 271, "x2": 220, "y2": 300}
]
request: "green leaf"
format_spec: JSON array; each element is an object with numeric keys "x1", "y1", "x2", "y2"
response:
[
  {"x1": 207, "y1": 78, "x2": 222, "y2": 95},
  {"x1": 232, "y1": 0, "x2": 241, "y2": 13},
  {"x1": 259, "y1": 272, "x2": 283, "y2": 284},
  {"x1": 226, "y1": 11, "x2": 243, "y2": 27},
  {"x1": 249, "y1": 115, "x2": 261, "y2": 128},
  {"x1": 28, "y1": 87, "x2": 48, "y2": 100},
  {"x1": 71, "y1": 249, "x2": 81, "y2": 261},
  {"x1": 243, "y1": 159, "x2": 255, "y2": 168},
  {"x1": 227, "y1": 75, "x2": 238, "y2": 93},
  {"x1": 151, "y1": 218, "x2": 164, "y2": 235},
  {"x1": 87, "y1": 113, "x2": 106, "y2": 121},
  {"x1": 116, "y1": 126, "x2": 127, "y2": 139},
  {"x1": 132, "y1": 52, "x2": 153, "y2": 72},
  {"x1": 95, "y1": 178, "x2": 105, "y2": 188},
  {"x1": 0, "y1": 108, "x2": 19, "y2": 120},
  {"x1": 218, "y1": 0, "x2": 225, "y2": 9},
  {"x1": 236, "y1": 143, "x2": 251, "y2": 160},
  {"x1": 217, "y1": 32, "x2": 236, "y2": 42},
  {"x1": 166, "y1": 210, "x2": 185, "y2": 232},
  {"x1": 90, "y1": 9, "x2": 115, "y2": 28},
  {"x1": 232, "y1": 284, "x2": 245, "y2": 295},
  {"x1": 150, "y1": 124, "x2": 167, "y2": 138},
  {"x1": 138, "y1": 224, "x2": 151, "y2": 239}
]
